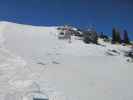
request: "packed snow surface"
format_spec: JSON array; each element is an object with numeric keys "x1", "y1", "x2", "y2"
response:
[{"x1": 0, "y1": 21, "x2": 133, "y2": 100}]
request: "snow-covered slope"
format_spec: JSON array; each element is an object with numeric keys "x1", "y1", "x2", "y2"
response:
[{"x1": 0, "y1": 21, "x2": 133, "y2": 100}]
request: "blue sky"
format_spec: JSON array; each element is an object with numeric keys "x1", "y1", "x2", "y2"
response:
[{"x1": 0, "y1": 0, "x2": 133, "y2": 39}]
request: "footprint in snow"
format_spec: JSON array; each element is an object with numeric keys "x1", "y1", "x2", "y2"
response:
[
  {"x1": 46, "y1": 53, "x2": 52, "y2": 56},
  {"x1": 55, "y1": 53, "x2": 61, "y2": 55},
  {"x1": 37, "y1": 62, "x2": 47, "y2": 66},
  {"x1": 52, "y1": 61, "x2": 60, "y2": 64}
]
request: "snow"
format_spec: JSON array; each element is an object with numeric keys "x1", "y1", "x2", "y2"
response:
[{"x1": 0, "y1": 21, "x2": 133, "y2": 100}]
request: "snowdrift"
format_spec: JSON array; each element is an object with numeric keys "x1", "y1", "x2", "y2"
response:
[{"x1": 0, "y1": 21, "x2": 133, "y2": 100}]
